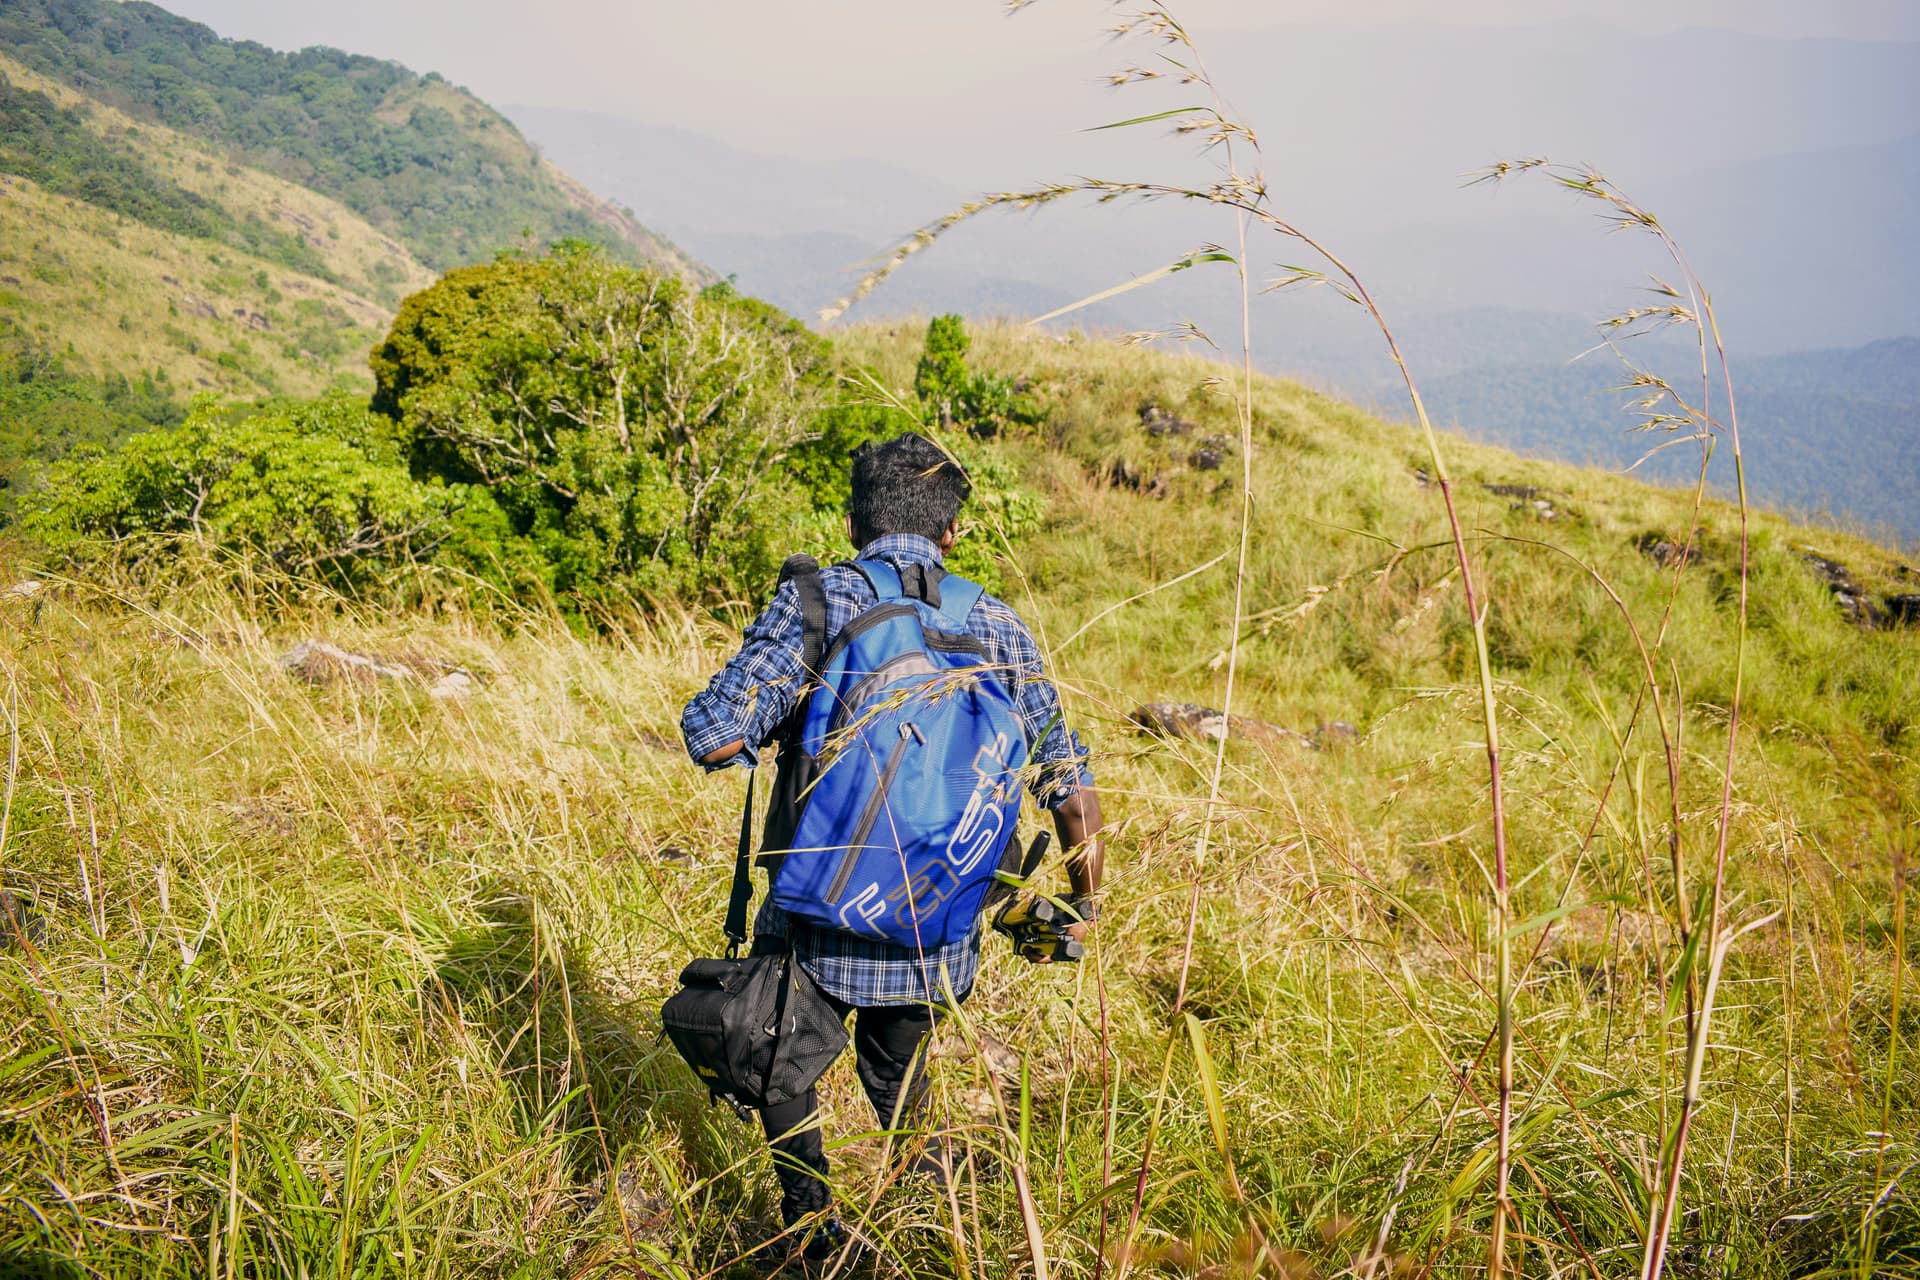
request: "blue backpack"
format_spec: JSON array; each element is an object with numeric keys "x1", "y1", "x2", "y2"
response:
[{"x1": 766, "y1": 556, "x2": 1028, "y2": 949}]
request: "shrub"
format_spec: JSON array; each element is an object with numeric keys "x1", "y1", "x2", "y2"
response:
[
  {"x1": 371, "y1": 244, "x2": 832, "y2": 608},
  {"x1": 910, "y1": 313, "x2": 1046, "y2": 439},
  {"x1": 22, "y1": 394, "x2": 538, "y2": 594}
]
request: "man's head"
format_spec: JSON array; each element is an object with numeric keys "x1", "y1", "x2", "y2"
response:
[{"x1": 847, "y1": 433, "x2": 971, "y2": 551}]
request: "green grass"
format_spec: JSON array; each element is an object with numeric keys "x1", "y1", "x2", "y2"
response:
[{"x1": 2, "y1": 327, "x2": 1917, "y2": 1277}]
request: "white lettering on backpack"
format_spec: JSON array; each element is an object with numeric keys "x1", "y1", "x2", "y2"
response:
[
  {"x1": 837, "y1": 883, "x2": 890, "y2": 936},
  {"x1": 945, "y1": 733, "x2": 1012, "y2": 876}
]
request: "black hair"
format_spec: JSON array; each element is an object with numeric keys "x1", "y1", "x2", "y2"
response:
[{"x1": 848, "y1": 433, "x2": 971, "y2": 546}]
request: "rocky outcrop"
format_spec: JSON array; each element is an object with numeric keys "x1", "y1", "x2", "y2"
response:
[
  {"x1": 1635, "y1": 533, "x2": 1690, "y2": 569},
  {"x1": 1485, "y1": 482, "x2": 1559, "y2": 520},
  {"x1": 1140, "y1": 403, "x2": 1199, "y2": 438},
  {"x1": 1130, "y1": 702, "x2": 1312, "y2": 750},
  {"x1": 1110, "y1": 405, "x2": 1237, "y2": 494},
  {"x1": 280, "y1": 639, "x2": 476, "y2": 699},
  {"x1": 1190, "y1": 435, "x2": 1233, "y2": 471},
  {"x1": 1798, "y1": 550, "x2": 1888, "y2": 627}
]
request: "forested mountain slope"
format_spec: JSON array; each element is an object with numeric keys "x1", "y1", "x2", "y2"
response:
[
  {"x1": 0, "y1": 0, "x2": 702, "y2": 276},
  {"x1": 0, "y1": 0, "x2": 710, "y2": 504}
]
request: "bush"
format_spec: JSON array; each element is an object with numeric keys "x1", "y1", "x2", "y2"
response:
[
  {"x1": 911, "y1": 313, "x2": 1046, "y2": 440},
  {"x1": 0, "y1": 327, "x2": 183, "y2": 520},
  {"x1": 371, "y1": 245, "x2": 832, "y2": 609},
  {"x1": 22, "y1": 394, "x2": 539, "y2": 595}
]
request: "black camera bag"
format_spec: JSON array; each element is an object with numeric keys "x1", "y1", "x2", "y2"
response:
[{"x1": 661, "y1": 769, "x2": 847, "y2": 1114}]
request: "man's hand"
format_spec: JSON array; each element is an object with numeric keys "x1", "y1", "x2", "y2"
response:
[
  {"x1": 1019, "y1": 891, "x2": 1096, "y2": 964},
  {"x1": 1020, "y1": 787, "x2": 1103, "y2": 964}
]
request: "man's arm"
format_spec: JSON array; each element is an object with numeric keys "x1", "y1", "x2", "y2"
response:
[
  {"x1": 1052, "y1": 786, "x2": 1103, "y2": 896},
  {"x1": 679, "y1": 579, "x2": 808, "y2": 770},
  {"x1": 978, "y1": 596, "x2": 1103, "y2": 930},
  {"x1": 699, "y1": 739, "x2": 746, "y2": 765}
]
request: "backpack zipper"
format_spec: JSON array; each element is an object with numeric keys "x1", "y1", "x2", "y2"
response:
[{"x1": 826, "y1": 720, "x2": 924, "y2": 905}]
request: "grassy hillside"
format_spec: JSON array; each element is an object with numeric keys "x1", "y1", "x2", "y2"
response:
[
  {"x1": 0, "y1": 0, "x2": 703, "y2": 278},
  {"x1": 0, "y1": 0, "x2": 716, "y2": 512},
  {"x1": 0, "y1": 169, "x2": 405, "y2": 390},
  {"x1": 0, "y1": 50, "x2": 437, "y2": 306},
  {"x1": 3, "y1": 322, "x2": 1915, "y2": 1277},
  {"x1": 0, "y1": 46, "x2": 439, "y2": 409}
]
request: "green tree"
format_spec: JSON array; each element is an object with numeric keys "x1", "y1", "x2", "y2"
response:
[
  {"x1": 370, "y1": 244, "x2": 831, "y2": 608},
  {"x1": 914, "y1": 313, "x2": 971, "y2": 420},
  {"x1": 909, "y1": 313, "x2": 1045, "y2": 440}
]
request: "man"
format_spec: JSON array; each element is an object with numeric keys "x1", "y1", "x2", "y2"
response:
[{"x1": 680, "y1": 432, "x2": 1104, "y2": 1260}]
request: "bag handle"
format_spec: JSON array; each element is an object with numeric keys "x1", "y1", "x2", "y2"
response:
[{"x1": 724, "y1": 769, "x2": 755, "y2": 957}]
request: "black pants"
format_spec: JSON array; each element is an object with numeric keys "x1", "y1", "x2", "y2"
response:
[{"x1": 759, "y1": 985, "x2": 945, "y2": 1223}]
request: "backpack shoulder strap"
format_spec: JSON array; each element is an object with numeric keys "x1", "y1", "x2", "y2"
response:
[
  {"x1": 778, "y1": 554, "x2": 828, "y2": 680},
  {"x1": 934, "y1": 573, "x2": 985, "y2": 629},
  {"x1": 852, "y1": 558, "x2": 903, "y2": 604}
]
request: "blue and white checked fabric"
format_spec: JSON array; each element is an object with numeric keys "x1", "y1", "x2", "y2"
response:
[{"x1": 681, "y1": 533, "x2": 1094, "y2": 1005}]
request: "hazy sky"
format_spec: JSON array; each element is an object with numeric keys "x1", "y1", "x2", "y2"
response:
[
  {"x1": 152, "y1": 0, "x2": 1919, "y2": 358},
  {"x1": 157, "y1": 0, "x2": 1920, "y2": 177}
]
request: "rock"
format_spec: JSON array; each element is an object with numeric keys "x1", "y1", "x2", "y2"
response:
[
  {"x1": 426, "y1": 670, "x2": 474, "y2": 700},
  {"x1": 280, "y1": 639, "x2": 416, "y2": 684},
  {"x1": 1190, "y1": 446, "x2": 1226, "y2": 472},
  {"x1": 1886, "y1": 595, "x2": 1920, "y2": 627},
  {"x1": 1796, "y1": 549, "x2": 1886, "y2": 627},
  {"x1": 652, "y1": 845, "x2": 693, "y2": 865},
  {"x1": 1139, "y1": 403, "x2": 1199, "y2": 438},
  {"x1": 1482, "y1": 482, "x2": 1558, "y2": 518},
  {"x1": 4, "y1": 580, "x2": 42, "y2": 601},
  {"x1": 1311, "y1": 720, "x2": 1360, "y2": 750},
  {"x1": 1838, "y1": 591, "x2": 1888, "y2": 628},
  {"x1": 1411, "y1": 467, "x2": 1433, "y2": 489},
  {"x1": 1635, "y1": 533, "x2": 1688, "y2": 569},
  {"x1": 1130, "y1": 702, "x2": 1306, "y2": 749},
  {"x1": 1798, "y1": 549, "x2": 1854, "y2": 588}
]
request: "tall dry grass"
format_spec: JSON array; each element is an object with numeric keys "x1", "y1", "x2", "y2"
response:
[
  {"x1": 5, "y1": 319, "x2": 1917, "y2": 1275},
  {"x1": 5, "y1": 4, "x2": 1920, "y2": 1277}
]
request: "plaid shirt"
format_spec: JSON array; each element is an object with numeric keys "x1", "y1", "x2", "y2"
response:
[{"x1": 681, "y1": 533, "x2": 1093, "y2": 1005}]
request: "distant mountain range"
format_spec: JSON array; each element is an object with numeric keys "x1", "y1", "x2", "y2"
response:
[
  {"x1": 508, "y1": 88, "x2": 1920, "y2": 545},
  {"x1": 1394, "y1": 336, "x2": 1920, "y2": 546}
]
